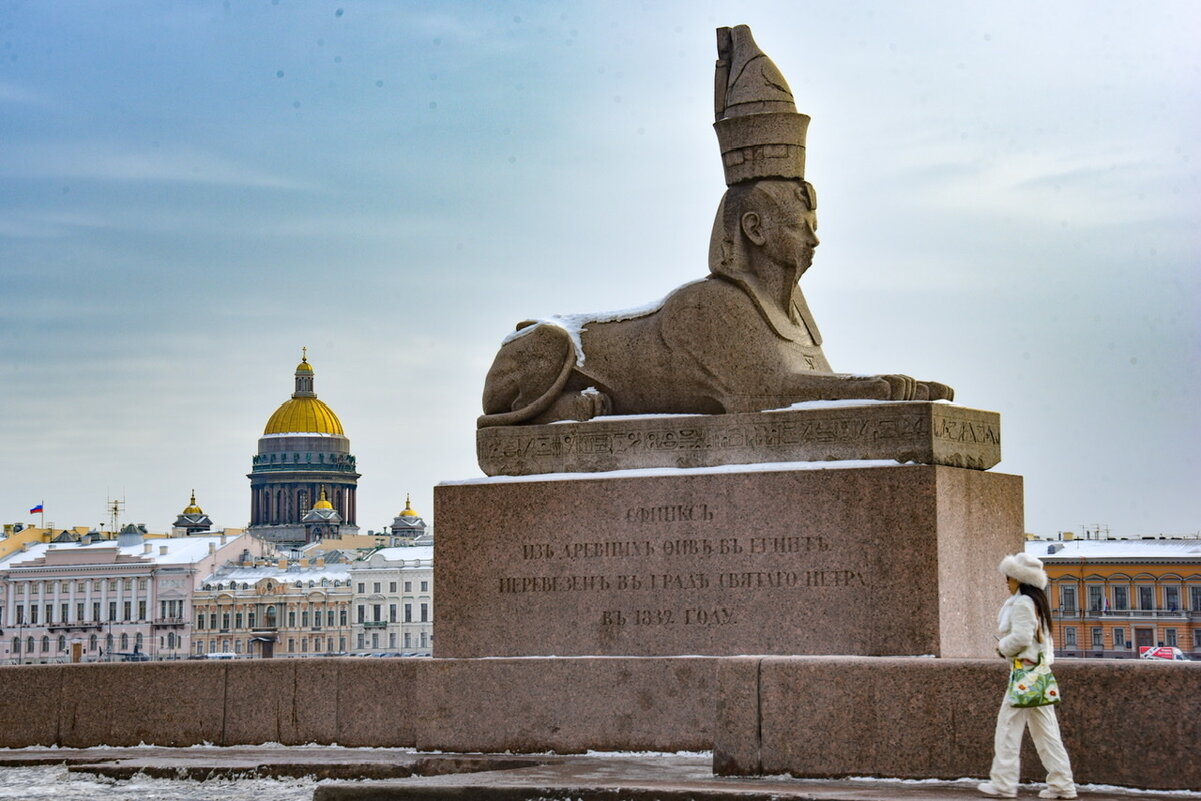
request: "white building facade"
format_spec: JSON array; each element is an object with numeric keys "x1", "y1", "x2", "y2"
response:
[
  {"x1": 0, "y1": 532, "x2": 265, "y2": 664},
  {"x1": 349, "y1": 545, "x2": 433, "y2": 655}
]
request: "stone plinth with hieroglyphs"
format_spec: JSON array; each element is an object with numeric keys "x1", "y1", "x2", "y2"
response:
[{"x1": 476, "y1": 402, "x2": 999, "y2": 477}]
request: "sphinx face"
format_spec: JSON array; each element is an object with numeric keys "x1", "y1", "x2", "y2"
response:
[{"x1": 765, "y1": 194, "x2": 820, "y2": 276}]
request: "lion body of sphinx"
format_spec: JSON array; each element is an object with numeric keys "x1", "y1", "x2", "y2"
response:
[{"x1": 478, "y1": 274, "x2": 895, "y2": 428}]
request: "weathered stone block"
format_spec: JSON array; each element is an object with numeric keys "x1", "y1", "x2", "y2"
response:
[
  {"x1": 0, "y1": 664, "x2": 62, "y2": 747},
  {"x1": 477, "y1": 403, "x2": 1000, "y2": 476},
  {"x1": 58, "y1": 662, "x2": 225, "y2": 747},
  {"x1": 435, "y1": 464, "x2": 1020, "y2": 658},
  {"x1": 716, "y1": 656, "x2": 1201, "y2": 791},
  {"x1": 411, "y1": 657, "x2": 717, "y2": 754},
  {"x1": 335, "y1": 658, "x2": 419, "y2": 747}
]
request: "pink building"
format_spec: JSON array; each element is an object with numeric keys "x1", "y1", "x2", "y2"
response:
[{"x1": 0, "y1": 531, "x2": 267, "y2": 664}]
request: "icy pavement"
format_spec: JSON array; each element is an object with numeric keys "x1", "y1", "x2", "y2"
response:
[
  {"x1": 1, "y1": 747, "x2": 1198, "y2": 801},
  {"x1": 0, "y1": 764, "x2": 320, "y2": 801}
]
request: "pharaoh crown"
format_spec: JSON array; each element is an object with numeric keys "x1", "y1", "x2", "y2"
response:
[{"x1": 713, "y1": 25, "x2": 809, "y2": 187}]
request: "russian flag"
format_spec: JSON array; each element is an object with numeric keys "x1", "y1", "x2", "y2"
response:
[{"x1": 29, "y1": 502, "x2": 43, "y2": 514}]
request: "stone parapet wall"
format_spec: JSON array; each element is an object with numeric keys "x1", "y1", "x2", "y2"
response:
[
  {"x1": 715, "y1": 656, "x2": 1201, "y2": 791},
  {"x1": 2, "y1": 656, "x2": 1197, "y2": 790},
  {"x1": 0, "y1": 656, "x2": 716, "y2": 753}
]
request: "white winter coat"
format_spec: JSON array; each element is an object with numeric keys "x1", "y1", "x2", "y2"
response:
[{"x1": 996, "y1": 592, "x2": 1054, "y2": 666}]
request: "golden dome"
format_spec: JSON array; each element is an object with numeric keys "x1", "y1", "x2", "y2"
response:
[
  {"x1": 182, "y1": 490, "x2": 203, "y2": 515},
  {"x1": 313, "y1": 486, "x2": 334, "y2": 510},
  {"x1": 263, "y1": 350, "x2": 345, "y2": 435},
  {"x1": 400, "y1": 494, "x2": 419, "y2": 517},
  {"x1": 264, "y1": 397, "x2": 344, "y2": 435}
]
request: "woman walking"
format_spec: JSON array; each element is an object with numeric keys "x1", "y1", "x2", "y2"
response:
[{"x1": 978, "y1": 552, "x2": 1077, "y2": 799}]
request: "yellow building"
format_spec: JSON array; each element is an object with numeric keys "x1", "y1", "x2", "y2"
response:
[
  {"x1": 1029, "y1": 538, "x2": 1201, "y2": 658},
  {"x1": 191, "y1": 555, "x2": 354, "y2": 658}
]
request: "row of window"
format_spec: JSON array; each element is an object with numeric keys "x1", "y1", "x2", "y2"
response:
[
  {"x1": 9, "y1": 631, "x2": 182, "y2": 654},
  {"x1": 1060, "y1": 626, "x2": 1201, "y2": 650},
  {"x1": 357, "y1": 602, "x2": 429, "y2": 624},
  {"x1": 201, "y1": 578, "x2": 432, "y2": 593},
  {"x1": 10, "y1": 600, "x2": 147, "y2": 625},
  {"x1": 9, "y1": 578, "x2": 149, "y2": 595},
  {"x1": 1056, "y1": 583, "x2": 1201, "y2": 613},
  {"x1": 196, "y1": 606, "x2": 349, "y2": 630},
  {"x1": 192, "y1": 602, "x2": 432, "y2": 629},
  {"x1": 357, "y1": 631, "x2": 429, "y2": 650},
  {"x1": 195, "y1": 631, "x2": 433, "y2": 656},
  {"x1": 198, "y1": 636, "x2": 349, "y2": 654},
  {"x1": 203, "y1": 578, "x2": 349, "y2": 590},
  {"x1": 357, "y1": 580, "x2": 429, "y2": 594}
]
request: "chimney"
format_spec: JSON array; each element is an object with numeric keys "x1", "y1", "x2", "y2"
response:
[
  {"x1": 299, "y1": 558, "x2": 309, "y2": 568},
  {"x1": 144, "y1": 543, "x2": 153, "y2": 554},
  {"x1": 220, "y1": 534, "x2": 227, "y2": 545},
  {"x1": 208, "y1": 542, "x2": 217, "y2": 555},
  {"x1": 159, "y1": 545, "x2": 169, "y2": 556},
  {"x1": 315, "y1": 557, "x2": 325, "y2": 568},
  {"x1": 278, "y1": 557, "x2": 288, "y2": 570}
]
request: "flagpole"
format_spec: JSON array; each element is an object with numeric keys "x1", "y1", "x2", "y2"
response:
[{"x1": 39, "y1": 503, "x2": 44, "y2": 529}]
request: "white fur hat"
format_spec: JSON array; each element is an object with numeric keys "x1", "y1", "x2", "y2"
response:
[{"x1": 999, "y1": 552, "x2": 1048, "y2": 589}]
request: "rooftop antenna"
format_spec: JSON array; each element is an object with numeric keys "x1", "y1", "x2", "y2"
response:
[{"x1": 106, "y1": 496, "x2": 125, "y2": 538}]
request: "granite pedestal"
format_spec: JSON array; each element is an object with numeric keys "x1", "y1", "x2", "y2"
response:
[
  {"x1": 434, "y1": 462, "x2": 1021, "y2": 659},
  {"x1": 477, "y1": 402, "x2": 1000, "y2": 476}
]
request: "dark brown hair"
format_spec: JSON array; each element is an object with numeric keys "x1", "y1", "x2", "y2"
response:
[{"x1": 1018, "y1": 583, "x2": 1053, "y2": 636}]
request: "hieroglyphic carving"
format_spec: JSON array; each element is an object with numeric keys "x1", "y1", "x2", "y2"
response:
[{"x1": 478, "y1": 402, "x2": 1000, "y2": 476}]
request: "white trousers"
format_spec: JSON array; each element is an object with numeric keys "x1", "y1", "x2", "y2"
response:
[{"x1": 988, "y1": 698, "x2": 1076, "y2": 795}]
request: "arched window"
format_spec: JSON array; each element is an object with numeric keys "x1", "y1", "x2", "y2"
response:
[
  {"x1": 167, "y1": 632, "x2": 176, "y2": 650},
  {"x1": 105, "y1": 634, "x2": 113, "y2": 652},
  {"x1": 58, "y1": 635, "x2": 66, "y2": 652},
  {"x1": 266, "y1": 605, "x2": 277, "y2": 627},
  {"x1": 11, "y1": 637, "x2": 19, "y2": 654},
  {"x1": 120, "y1": 633, "x2": 129, "y2": 650},
  {"x1": 89, "y1": 634, "x2": 97, "y2": 651},
  {"x1": 41, "y1": 635, "x2": 50, "y2": 652},
  {"x1": 135, "y1": 633, "x2": 143, "y2": 650},
  {"x1": 28, "y1": 636, "x2": 36, "y2": 653}
]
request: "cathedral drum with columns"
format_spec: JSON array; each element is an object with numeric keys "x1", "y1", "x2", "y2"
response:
[{"x1": 247, "y1": 352, "x2": 360, "y2": 546}]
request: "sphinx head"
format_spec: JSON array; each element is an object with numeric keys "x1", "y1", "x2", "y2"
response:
[{"x1": 708, "y1": 178, "x2": 819, "y2": 281}]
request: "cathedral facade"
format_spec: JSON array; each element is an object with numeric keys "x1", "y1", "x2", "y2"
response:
[{"x1": 247, "y1": 353, "x2": 360, "y2": 545}]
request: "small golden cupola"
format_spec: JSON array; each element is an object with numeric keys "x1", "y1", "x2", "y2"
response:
[
  {"x1": 400, "y1": 494, "x2": 419, "y2": 517},
  {"x1": 390, "y1": 493, "x2": 428, "y2": 540},
  {"x1": 312, "y1": 486, "x2": 335, "y2": 510},
  {"x1": 183, "y1": 490, "x2": 203, "y2": 515},
  {"x1": 174, "y1": 489, "x2": 213, "y2": 535}
]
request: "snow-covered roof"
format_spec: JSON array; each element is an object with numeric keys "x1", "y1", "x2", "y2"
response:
[
  {"x1": 0, "y1": 535, "x2": 241, "y2": 570},
  {"x1": 1026, "y1": 538, "x2": 1201, "y2": 561},
  {"x1": 369, "y1": 545, "x2": 434, "y2": 564},
  {"x1": 202, "y1": 564, "x2": 351, "y2": 586}
]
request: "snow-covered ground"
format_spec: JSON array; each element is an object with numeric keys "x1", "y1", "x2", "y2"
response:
[{"x1": 0, "y1": 765, "x2": 320, "y2": 801}]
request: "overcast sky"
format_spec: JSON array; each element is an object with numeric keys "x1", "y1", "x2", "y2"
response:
[{"x1": 1, "y1": 1, "x2": 1198, "y2": 539}]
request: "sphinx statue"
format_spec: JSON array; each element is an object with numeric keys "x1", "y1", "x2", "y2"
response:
[{"x1": 478, "y1": 25, "x2": 953, "y2": 429}]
